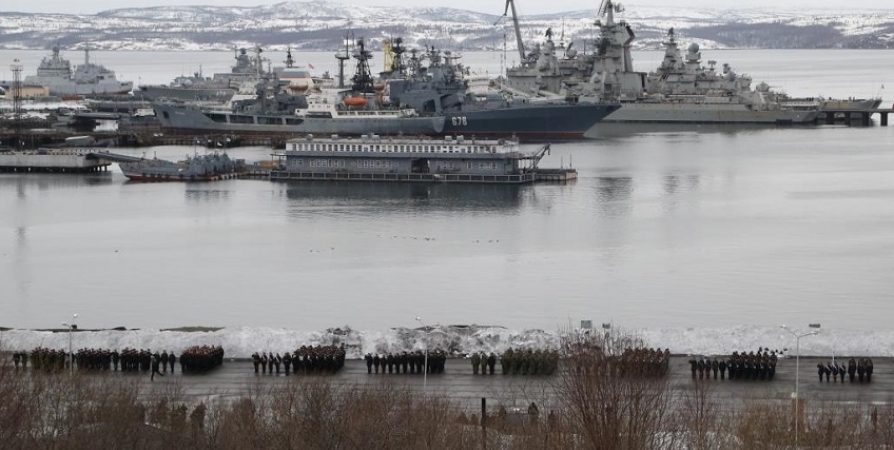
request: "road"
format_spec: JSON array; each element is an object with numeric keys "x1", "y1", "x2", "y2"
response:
[{"x1": 106, "y1": 356, "x2": 890, "y2": 413}]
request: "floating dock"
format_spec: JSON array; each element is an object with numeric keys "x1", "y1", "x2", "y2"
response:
[{"x1": 0, "y1": 150, "x2": 112, "y2": 173}]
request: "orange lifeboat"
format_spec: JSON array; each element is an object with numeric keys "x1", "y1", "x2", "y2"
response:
[{"x1": 343, "y1": 96, "x2": 368, "y2": 107}]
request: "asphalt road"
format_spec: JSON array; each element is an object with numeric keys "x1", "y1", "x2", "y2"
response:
[{"x1": 94, "y1": 356, "x2": 891, "y2": 412}]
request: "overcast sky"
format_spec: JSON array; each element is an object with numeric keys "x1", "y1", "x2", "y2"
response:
[{"x1": 8, "y1": 0, "x2": 894, "y2": 15}]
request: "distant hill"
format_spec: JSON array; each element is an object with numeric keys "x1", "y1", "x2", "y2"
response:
[{"x1": 0, "y1": 1, "x2": 892, "y2": 51}]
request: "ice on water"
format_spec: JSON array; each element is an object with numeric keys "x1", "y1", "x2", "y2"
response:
[{"x1": 2, "y1": 325, "x2": 890, "y2": 358}]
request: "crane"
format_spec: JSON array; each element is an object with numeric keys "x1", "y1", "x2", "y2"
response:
[{"x1": 494, "y1": 0, "x2": 526, "y2": 63}]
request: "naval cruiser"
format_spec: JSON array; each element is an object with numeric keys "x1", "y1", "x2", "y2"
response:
[
  {"x1": 155, "y1": 38, "x2": 619, "y2": 140},
  {"x1": 502, "y1": 0, "x2": 817, "y2": 124},
  {"x1": 23, "y1": 45, "x2": 133, "y2": 97}
]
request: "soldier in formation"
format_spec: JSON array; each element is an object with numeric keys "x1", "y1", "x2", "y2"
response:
[
  {"x1": 499, "y1": 348, "x2": 560, "y2": 376},
  {"x1": 365, "y1": 350, "x2": 447, "y2": 375},
  {"x1": 469, "y1": 352, "x2": 498, "y2": 375},
  {"x1": 179, "y1": 345, "x2": 225, "y2": 373},
  {"x1": 253, "y1": 345, "x2": 346, "y2": 375},
  {"x1": 817, "y1": 357, "x2": 874, "y2": 383},
  {"x1": 692, "y1": 348, "x2": 777, "y2": 381},
  {"x1": 27, "y1": 348, "x2": 69, "y2": 372}
]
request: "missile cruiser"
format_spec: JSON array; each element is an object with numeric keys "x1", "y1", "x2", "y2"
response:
[{"x1": 23, "y1": 44, "x2": 133, "y2": 97}]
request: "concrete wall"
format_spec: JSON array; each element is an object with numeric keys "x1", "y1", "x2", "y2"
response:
[
  {"x1": 0, "y1": 153, "x2": 107, "y2": 169},
  {"x1": 284, "y1": 155, "x2": 518, "y2": 176}
]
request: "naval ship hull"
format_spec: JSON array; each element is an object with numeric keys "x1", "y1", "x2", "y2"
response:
[
  {"x1": 603, "y1": 102, "x2": 818, "y2": 124},
  {"x1": 23, "y1": 77, "x2": 133, "y2": 97},
  {"x1": 154, "y1": 105, "x2": 446, "y2": 136},
  {"x1": 137, "y1": 86, "x2": 235, "y2": 103},
  {"x1": 440, "y1": 102, "x2": 622, "y2": 139}
]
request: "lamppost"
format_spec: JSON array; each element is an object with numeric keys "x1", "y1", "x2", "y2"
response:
[
  {"x1": 415, "y1": 316, "x2": 429, "y2": 389},
  {"x1": 61, "y1": 313, "x2": 78, "y2": 375},
  {"x1": 780, "y1": 323, "x2": 820, "y2": 448}
]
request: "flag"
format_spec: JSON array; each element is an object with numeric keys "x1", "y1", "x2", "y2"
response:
[{"x1": 309, "y1": 63, "x2": 315, "y2": 70}]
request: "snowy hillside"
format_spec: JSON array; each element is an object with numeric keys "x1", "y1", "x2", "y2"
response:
[{"x1": 0, "y1": 2, "x2": 892, "y2": 51}]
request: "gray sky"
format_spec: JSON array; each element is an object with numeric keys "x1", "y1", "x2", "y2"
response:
[{"x1": 10, "y1": 0, "x2": 894, "y2": 15}]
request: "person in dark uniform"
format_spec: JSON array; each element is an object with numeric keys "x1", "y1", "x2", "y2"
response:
[
  {"x1": 150, "y1": 354, "x2": 164, "y2": 381},
  {"x1": 487, "y1": 353, "x2": 496, "y2": 375},
  {"x1": 386, "y1": 353, "x2": 394, "y2": 374},
  {"x1": 711, "y1": 359, "x2": 719, "y2": 379},
  {"x1": 252, "y1": 352, "x2": 260, "y2": 374},
  {"x1": 283, "y1": 352, "x2": 292, "y2": 375},
  {"x1": 373, "y1": 354, "x2": 381, "y2": 374},
  {"x1": 848, "y1": 358, "x2": 857, "y2": 382},
  {"x1": 365, "y1": 353, "x2": 373, "y2": 374},
  {"x1": 689, "y1": 359, "x2": 697, "y2": 379},
  {"x1": 168, "y1": 351, "x2": 176, "y2": 373},
  {"x1": 160, "y1": 351, "x2": 168, "y2": 373},
  {"x1": 719, "y1": 359, "x2": 727, "y2": 380},
  {"x1": 261, "y1": 353, "x2": 268, "y2": 374},
  {"x1": 471, "y1": 352, "x2": 480, "y2": 375}
]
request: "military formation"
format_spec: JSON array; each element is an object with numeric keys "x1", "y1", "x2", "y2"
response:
[
  {"x1": 252, "y1": 345, "x2": 346, "y2": 375},
  {"x1": 470, "y1": 352, "x2": 498, "y2": 375},
  {"x1": 363, "y1": 350, "x2": 447, "y2": 374},
  {"x1": 817, "y1": 357, "x2": 874, "y2": 383},
  {"x1": 605, "y1": 347, "x2": 671, "y2": 378},
  {"x1": 499, "y1": 349, "x2": 560, "y2": 376},
  {"x1": 18, "y1": 348, "x2": 68, "y2": 372},
  {"x1": 690, "y1": 348, "x2": 778, "y2": 381},
  {"x1": 179, "y1": 345, "x2": 224, "y2": 373}
]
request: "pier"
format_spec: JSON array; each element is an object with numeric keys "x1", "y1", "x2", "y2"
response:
[
  {"x1": 0, "y1": 150, "x2": 142, "y2": 173},
  {"x1": 817, "y1": 108, "x2": 894, "y2": 126}
]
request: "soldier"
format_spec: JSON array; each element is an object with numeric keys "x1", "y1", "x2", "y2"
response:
[
  {"x1": 364, "y1": 353, "x2": 373, "y2": 374},
  {"x1": 848, "y1": 358, "x2": 857, "y2": 382},
  {"x1": 252, "y1": 352, "x2": 260, "y2": 374},
  {"x1": 689, "y1": 358, "x2": 697, "y2": 379},
  {"x1": 274, "y1": 353, "x2": 282, "y2": 375},
  {"x1": 487, "y1": 353, "x2": 496, "y2": 375},
  {"x1": 12, "y1": 352, "x2": 20, "y2": 369},
  {"x1": 283, "y1": 352, "x2": 292, "y2": 375},
  {"x1": 719, "y1": 359, "x2": 727, "y2": 380},
  {"x1": 829, "y1": 362, "x2": 839, "y2": 383},
  {"x1": 816, "y1": 363, "x2": 825, "y2": 382},
  {"x1": 502, "y1": 350, "x2": 512, "y2": 375},
  {"x1": 150, "y1": 353, "x2": 164, "y2": 381},
  {"x1": 386, "y1": 353, "x2": 394, "y2": 374},
  {"x1": 373, "y1": 354, "x2": 380, "y2": 374},
  {"x1": 161, "y1": 351, "x2": 169, "y2": 373},
  {"x1": 711, "y1": 359, "x2": 719, "y2": 379},
  {"x1": 260, "y1": 353, "x2": 268, "y2": 374},
  {"x1": 866, "y1": 358, "x2": 874, "y2": 382},
  {"x1": 471, "y1": 352, "x2": 481, "y2": 375},
  {"x1": 111, "y1": 350, "x2": 119, "y2": 371},
  {"x1": 857, "y1": 359, "x2": 866, "y2": 383},
  {"x1": 168, "y1": 351, "x2": 176, "y2": 373}
]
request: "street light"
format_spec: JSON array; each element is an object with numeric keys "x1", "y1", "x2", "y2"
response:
[
  {"x1": 61, "y1": 313, "x2": 78, "y2": 375},
  {"x1": 780, "y1": 323, "x2": 820, "y2": 448},
  {"x1": 416, "y1": 316, "x2": 429, "y2": 389}
]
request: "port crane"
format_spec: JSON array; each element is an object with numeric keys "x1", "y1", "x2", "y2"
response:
[{"x1": 494, "y1": 0, "x2": 526, "y2": 63}]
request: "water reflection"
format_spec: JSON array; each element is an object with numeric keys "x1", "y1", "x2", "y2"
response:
[
  {"x1": 594, "y1": 176, "x2": 633, "y2": 217},
  {"x1": 185, "y1": 189, "x2": 232, "y2": 202},
  {"x1": 0, "y1": 173, "x2": 114, "y2": 193},
  {"x1": 588, "y1": 122, "x2": 781, "y2": 140},
  {"x1": 281, "y1": 181, "x2": 528, "y2": 215}
]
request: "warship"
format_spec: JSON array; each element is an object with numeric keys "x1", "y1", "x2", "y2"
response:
[
  {"x1": 383, "y1": 41, "x2": 620, "y2": 139},
  {"x1": 154, "y1": 39, "x2": 445, "y2": 137},
  {"x1": 501, "y1": 0, "x2": 817, "y2": 124},
  {"x1": 137, "y1": 47, "x2": 268, "y2": 102},
  {"x1": 23, "y1": 44, "x2": 133, "y2": 97},
  {"x1": 119, "y1": 152, "x2": 245, "y2": 182}
]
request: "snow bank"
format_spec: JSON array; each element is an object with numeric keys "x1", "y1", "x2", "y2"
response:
[{"x1": 0, "y1": 325, "x2": 889, "y2": 359}]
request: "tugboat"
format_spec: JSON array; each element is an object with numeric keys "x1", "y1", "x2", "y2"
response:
[
  {"x1": 23, "y1": 44, "x2": 133, "y2": 97},
  {"x1": 119, "y1": 152, "x2": 245, "y2": 182}
]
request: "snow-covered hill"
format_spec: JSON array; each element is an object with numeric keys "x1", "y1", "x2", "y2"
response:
[{"x1": 0, "y1": 2, "x2": 892, "y2": 51}]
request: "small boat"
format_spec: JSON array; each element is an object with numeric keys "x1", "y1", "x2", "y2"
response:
[{"x1": 119, "y1": 152, "x2": 245, "y2": 182}]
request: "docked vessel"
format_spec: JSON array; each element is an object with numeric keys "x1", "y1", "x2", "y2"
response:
[
  {"x1": 271, "y1": 133, "x2": 559, "y2": 184},
  {"x1": 153, "y1": 39, "x2": 446, "y2": 137},
  {"x1": 502, "y1": 0, "x2": 816, "y2": 124},
  {"x1": 23, "y1": 45, "x2": 133, "y2": 97},
  {"x1": 137, "y1": 47, "x2": 268, "y2": 102},
  {"x1": 384, "y1": 44, "x2": 621, "y2": 139},
  {"x1": 119, "y1": 152, "x2": 245, "y2": 182}
]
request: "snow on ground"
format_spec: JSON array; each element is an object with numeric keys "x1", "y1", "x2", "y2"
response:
[{"x1": 1, "y1": 325, "x2": 889, "y2": 359}]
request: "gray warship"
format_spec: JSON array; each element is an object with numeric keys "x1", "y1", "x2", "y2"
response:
[
  {"x1": 154, "y1": 39, "x2": 445, "y2": 137},
  {"x1": 137, "y1": 47, "x2": 268, "y2": 102},
  {"x1": 119, "y1": 152, "x2": 245, "y2": 182},
  {"x1": 23, "y1": 44, "x2": 133, "y2": 97},
  {"x1": 502, "y1": 0, "x2": 817, "y2": 124},
  {"x1": 382, "y1": 40, "x2": 621, "y2": 139}
]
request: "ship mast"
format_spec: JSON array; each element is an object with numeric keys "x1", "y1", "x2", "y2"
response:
[{"x1": 495, "y1": 0, "x2": 526, "y2": 63}]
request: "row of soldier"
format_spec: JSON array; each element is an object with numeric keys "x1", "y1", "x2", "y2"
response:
[
  {"x1": 470, "y1": 352, "x2": 497, "y2": 375},
  {"x1": 118, "y1": 348, "x2": 177, "y2": 373},
  {"x1": 817, "y1": 357, "x2": 874, "y2": 383},
  {"x1": 500, "y1": 349, "x2": 560, "y2": 376},
  {"x1": 252, "y1": 345, "x2": 346, "y2": 375},
  {"x1": 180, "y1": 346, "x2": 225, "y2": 373},
  {"x1": 364, "y1": 350, "x2": 447, "y2": 374},
  {"x1": 690, "y1": 349, "x2": 779, "y2": 381},
  {"x1": 568, "y1": 346, "x2": 669, "y2": 378}
]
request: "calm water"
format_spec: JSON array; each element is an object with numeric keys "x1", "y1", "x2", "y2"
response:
[{"x1": 1, "y1": 50, "x2": 893, "y2": 332}]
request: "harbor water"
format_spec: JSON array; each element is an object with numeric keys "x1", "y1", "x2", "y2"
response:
[{"x1": 0, "y1": 50, "x2": 893, "y2": 338}]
